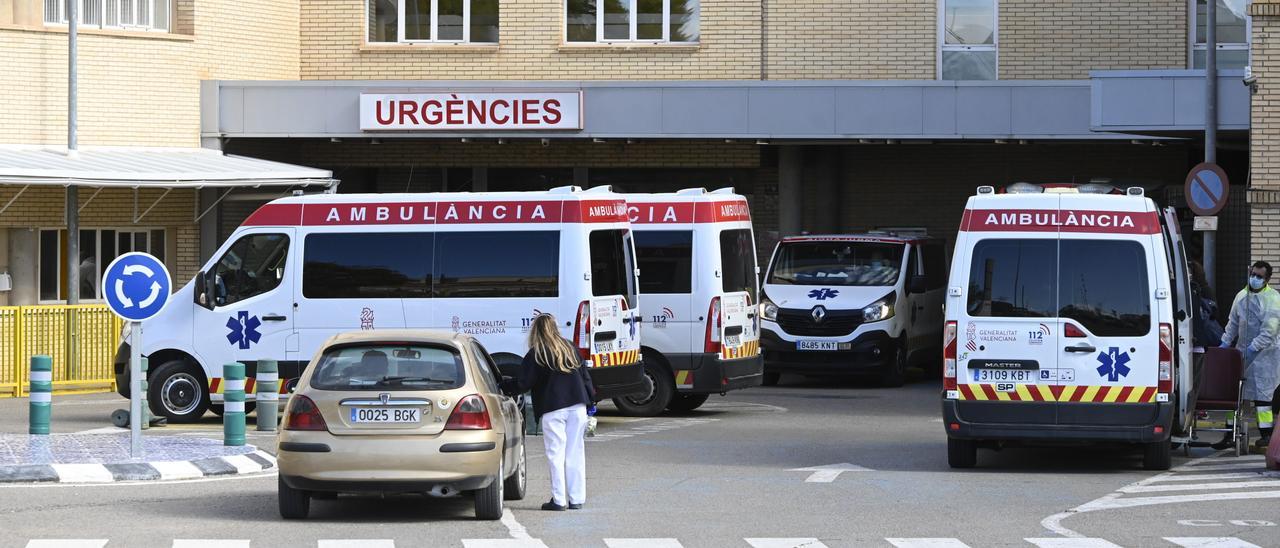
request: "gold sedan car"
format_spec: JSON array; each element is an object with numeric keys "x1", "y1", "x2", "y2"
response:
[{"x1": 277, "y1": 330, "x2": 527, "y2": 520}]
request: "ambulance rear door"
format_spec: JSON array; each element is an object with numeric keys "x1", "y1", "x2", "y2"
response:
[
  {"x1": 715, "y1": 226, "x2": 759, "y2": 360},
  {"x1": 1160, "y1": 206, "x2": 1196, "y2": 434},
  {"x1": 587, "y1": 228, "x2": 641, "y2": 367}
]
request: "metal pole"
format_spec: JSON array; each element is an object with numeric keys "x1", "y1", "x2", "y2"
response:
[
  {"x1": 130, "y1": 321, "x2": 143, "y2": 458},
  {"x1": 1204, "y1": 0, "x2": 1218, "y2": 291},
  {"x1": 66, "y1": 0, "x2": 79, "y2": 306}
]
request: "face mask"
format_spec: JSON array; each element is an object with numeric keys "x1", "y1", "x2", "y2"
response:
[{"x1": 1249, "y1": 276, "x2": 1266, "y2": 290}]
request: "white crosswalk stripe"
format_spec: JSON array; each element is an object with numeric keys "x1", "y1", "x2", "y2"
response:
[
  {"x1": 604, "y1": 539, "x2": 684, "y2": 548},
  {"x1": 317, "y1": 541, "x2": 396, "y2": 548},
  {"x1": 1164, "y1": 538, "x2": 1263, "y2": 548},
  {"x1": 886, "y1": 539, "x2": 972, "y2": 547},
  {"x1": 461, "y1": 541, "x2": 550, "y2": 548},
  {"x1": 745, "y1": 538, "x2": 830, "y2": 548},
  {"x1": 1025, "y1": 539, "x2": 1123, "y2": 548},
  {"x1": 25, "y1": 541, "x2": 107, "y2": 548},
  {"x1": 172, "y1": 541, "x2": 251, "y2": 548}
]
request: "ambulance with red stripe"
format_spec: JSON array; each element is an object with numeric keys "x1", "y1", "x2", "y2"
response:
[
  {"x1": 114, "y1": 187, "x2": 645, "y2": 422},
  {"x1": 613, "y1": 188, "x2": 763, "y2": 416},
  {"x1": 943, "y1": 183, "x2": 1195, "y2": 471}
]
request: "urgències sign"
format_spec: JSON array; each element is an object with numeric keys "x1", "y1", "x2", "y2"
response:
[{"x1": 360, "y1": 92, "x2": 583, "y2": 131}]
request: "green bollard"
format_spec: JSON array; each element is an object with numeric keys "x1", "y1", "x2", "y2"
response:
[
  {"x1": 255, "y1": 360, "x2": 279, "y2": 432},
  {"x1": 29, "y1": 355, "x2": 52, "y2": 435},
  {"x1": 140, "y1": 357, "x2": 150, "y2": 431},
  {"x1": 223, "y1": 362, "x2": 246, "y2": 446}
]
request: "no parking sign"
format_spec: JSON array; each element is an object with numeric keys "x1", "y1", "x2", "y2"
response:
[{"x1": 1184, "y1": 162, "x2": 1230, "y2": 217}]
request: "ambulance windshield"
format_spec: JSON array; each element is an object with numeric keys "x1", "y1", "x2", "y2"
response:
[{"x1": 769, "y1": 241, "x2": 904, "y2": 286}]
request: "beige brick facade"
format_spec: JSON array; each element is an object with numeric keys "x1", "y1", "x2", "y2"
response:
[
  {"x1": 765, "y1": 0, "x2": 935, "y2": 80},
  {"x1": 1250, "y1": 4, "x2": 1280, "y2": 275},
  {"x1": 999, "y1": 0, "x2": 1187, "y2": 79}
]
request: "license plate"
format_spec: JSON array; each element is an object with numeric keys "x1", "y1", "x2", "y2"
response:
[
  {"x1": 972, "y1": 369, "x2": 1037, "y2": 383},
  {"x1": 797, "y1": 340, "x2": 839, "y2": 351},
  {"x1": 350, "y1": 407, "x2": 421, "y2": 424},
  {"x1": 594, "y1": 341, "x2": 612, "y2": 353},
  {"x1": 724, "y1": 335, "x2": 741, "y2": 347}
]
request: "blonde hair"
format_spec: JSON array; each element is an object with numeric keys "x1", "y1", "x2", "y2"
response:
[{"x1": 529, "y1": 314, "x2": 581, "y2": 374}]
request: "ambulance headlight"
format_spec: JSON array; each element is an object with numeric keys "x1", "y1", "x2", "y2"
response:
[
  {"x1": 862, "y1": 292, "x2": 897, "y2": 323},
  {"x1": 760, "y1": 298, "x2": 779, "y2": 321}
]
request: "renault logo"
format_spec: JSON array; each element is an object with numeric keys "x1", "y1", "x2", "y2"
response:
[
  {"x1": 811, "y1": 306, "x2": 827, "y2": 323},
  {"x1": 379, "y1": 392, "x2": 391, "y2": 405}
]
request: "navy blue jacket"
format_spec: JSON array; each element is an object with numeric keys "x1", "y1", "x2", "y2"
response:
[{"x1": 502, "y1": 347, "x2": 595, "y2": 419}]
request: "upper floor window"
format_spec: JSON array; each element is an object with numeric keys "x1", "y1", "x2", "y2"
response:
[
  {"x1": 939, "y1": 0, "x2": 997, "y2": 80},
  {"x1": 1193, "y1": 0, "x2": 1250, "y2": 69},
  {"x1": 566, "y1": 0, "x2": 699, "y2": 43},
  {"x1": 367, "y1": 0, "x2": 499, "y2": 44},
  {"x1": 45, "y1": 0, "x2": 171, "y2": 31}
]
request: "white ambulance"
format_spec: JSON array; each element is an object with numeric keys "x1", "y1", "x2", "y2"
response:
[
  {"x1": 943, "y1": 183, "x2": 1195, "y2": 471},
  {"x1": 114, "y1": 187, "x2": 645, "y2": 422},
  {"x1": 615, "y1": 189, "x2": 763, "y2": 416}
]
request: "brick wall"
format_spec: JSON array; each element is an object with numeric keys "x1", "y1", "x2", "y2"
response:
[
  {"x1": 1250, "y1": 5, "x2": 1280, "y2": 282},
  {"x1": 765, "y1": 0, "x2": 935, "y2": 79},
  {"x1": 999, "y1": 0, "x2": 1187, "y2": 79},
  {"x1": 300, "y1": 0, "x2": 761, "y2": 80}
]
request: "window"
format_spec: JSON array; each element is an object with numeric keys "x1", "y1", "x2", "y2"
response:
[
  {"x1": 1192, "y1": 0, "x2": 1251, "y2": 69},
  {"x1": 470, "y1": 342, "x2": 503, "y2": 393},
  {"x1": 303, "y1": 233, "x2": 432, "y2": 299},
  {"x1": 213, "y1": 233, "x2": 289, "y2": 307},
  {"x1": 566, "y1": 0, "x2": 699, "y2": 43},
  {"x1": 311, "y1": 344, "x2": 465, "y2": 391},
  {"x1": 589, "y1": 229, "x2": 638, "y2": 307},
  {"x1": 367, "y1": 0, "x2": 498, "y2": 43},
  {"x1": 768, "y1": 242, "x2": 906, "y2": 287},
  {"x1": 719, "y1": 229, "x2": 758, "y2": 302},
  {"x1": 45, "y1": 0, "x2": 170, "y2": 31},
  {"x1": 939, "y1": 0, "x2": 997, "y2": 80},
  {"x1": 1058, "y1": 240, "x2": 1150, "y2": 337},
  {"x1": 435, "y1": 232, "x2": 559, "y2": 298},
  {"x1": 634, "y1": 231, "x2": 693, "y2": 294},
  {"x1": 38, "y1": 228, "x2": 164, "y2": 302},
  {"x1": 966, "y1": 239, "x2": 1056, "y2": 318}
]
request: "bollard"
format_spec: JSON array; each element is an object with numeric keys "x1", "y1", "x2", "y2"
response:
[
  {"x1": 223, "y1": 362, "x2": 246, "y2": 446},
  {"x1": 140, "y1": 357, "x2": 150, "y2": 430},
  {"x1": 256, "y1": 359, "x2": 279, "y2": 432},
  {"x1": 29, "y1": 355, "x2": 52, "y2": 435}
]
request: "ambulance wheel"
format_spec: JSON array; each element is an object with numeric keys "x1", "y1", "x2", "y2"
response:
[
  {"x1": 1142, "y1": 441, "x2": 1172, "y2": 470},
  {"x1": 878, "y1": 345, "x2": 908, "y2": 388},
  {"x1": 148, "y1": 361, "x2": 210, "y2": 423},
  {"x1": 278, "y1": 475, "x2": 311, "y2": 519},
  {"x1": 948, "y1": 437, "x2": 977, "y2": 468},
  {"x1": 762, "y1": 372, "x2": 781, "y2": 386},
  {"x1": 612, "y1": 353, "x2": 674, "y2": 417},
  {"x1": 667, "y1": 393, "x2": 710, "y2": 412}
]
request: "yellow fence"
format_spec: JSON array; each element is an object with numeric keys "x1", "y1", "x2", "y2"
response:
[{"x1": 0, "y1": 305, "x2": 123, "y2": 397}]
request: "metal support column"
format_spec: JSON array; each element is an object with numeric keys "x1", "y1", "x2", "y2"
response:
[{"x1": 1204, "y1": 0, "x2": 1218, "y2": 290}]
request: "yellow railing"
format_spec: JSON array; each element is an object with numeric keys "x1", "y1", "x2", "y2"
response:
[{"x1": 0, "y1": 305, "x2": 123, "y2": 397}]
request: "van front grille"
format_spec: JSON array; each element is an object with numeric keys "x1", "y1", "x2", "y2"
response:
[{"x1": 775, "y1": 308, "x2": 863, "y2": 337}]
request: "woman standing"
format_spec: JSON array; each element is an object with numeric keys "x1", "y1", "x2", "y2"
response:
[{"x1": 503, "y1": 314, "x2": 595, "y2": 511}]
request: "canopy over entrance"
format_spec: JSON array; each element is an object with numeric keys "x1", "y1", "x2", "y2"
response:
[{"x1": 0, "y1": 145, "x2": 337, "y2": 188}]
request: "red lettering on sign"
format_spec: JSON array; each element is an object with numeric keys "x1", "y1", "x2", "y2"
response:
[
  {"x1": 422, "y1": 100, "x2": 443, "y2": 125},
  {"x1": 375, "y1": 100, "x2": 395, "y2": 125},
  {"x1": 490, "y1": 99, "x2": 510, "y2": 124},
  {"x1": 960, "y1": 209, "x2": 1160, "y2": 234},
  {"x1": 521, "y1": 100, "x2": 538, "y2": 125},
  {"x1": 245, "y1": 200, "x2": 633, "y2": 227},
  {"x1": 398, "y1": 101, "x2": 420, "y2": 125},
  {"x1": 544, "y1": 99, "x2": 562, "y2": 125}
]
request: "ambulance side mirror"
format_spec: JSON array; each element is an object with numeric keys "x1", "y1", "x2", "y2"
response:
[{"x1": 194, "y1": 271, "x2": 214, "y2": 310}]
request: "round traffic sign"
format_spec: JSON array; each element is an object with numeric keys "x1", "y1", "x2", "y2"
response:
[
  {"x1": 103, "y1": 252, "x2": 171, "y2": 322},
  {"x1": 1184, "y1": 162, "x2": 1230, "y2": 216}
]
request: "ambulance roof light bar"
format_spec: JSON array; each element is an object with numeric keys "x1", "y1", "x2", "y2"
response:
[
  {"x1": 580, "y1": 185, "x2": 614, "y2": 194},
  {"x1": 1126, "y1": 187, "x2": 1145, "y2": 196},
  {"x1": 1006, "y1": 182, "x2": 1044, "y2": 194},
  {"x1": 677, "y1": 188, "x2": 708, "y2": 195},
  {"x1": 548, "y1": 185, "x2": 584, "y2": 194}
]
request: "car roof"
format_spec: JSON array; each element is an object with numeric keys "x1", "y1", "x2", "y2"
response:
[
  {"x1": 323, "y1": 329, "x2": 472, "y2": 348},
  {"x1": 620, "y1": 188, "x2": 746, "y2": 202},
  {"x1": 781, "y1": 233, "x2": 937, "y2": 244}
]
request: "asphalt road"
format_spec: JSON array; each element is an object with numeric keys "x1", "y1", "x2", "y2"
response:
[{"x1": 1, "y1": 375, "x2": 1277, "y2": 548}]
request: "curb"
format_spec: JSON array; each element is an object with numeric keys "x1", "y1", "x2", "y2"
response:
[{"x1": 0, "y1": 449, "x2": 276, "y2": 484}]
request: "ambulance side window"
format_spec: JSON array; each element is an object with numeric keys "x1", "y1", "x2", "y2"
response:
[
  {"x1": 966, "y1": 239, "x2": 1056, "y2": 318},
  {"x1": 213, "y1": 233, "x2": 290, "y2": 307},
  {"x1": 634, "y1": 231, "x2": 693, "y2": 294}
]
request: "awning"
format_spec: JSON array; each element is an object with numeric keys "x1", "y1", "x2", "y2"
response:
[{"x1": 0, "y1": 145, "x2": 337, "y2": 188}]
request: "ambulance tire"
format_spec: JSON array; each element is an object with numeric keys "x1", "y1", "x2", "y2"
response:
[
  {"x1": 612, "y1": 353, "x2": 674, "y2": 417},
  {"x1": 278, "y1": 475, "x2": 311, "y2": 519},
  {"x1": 878, "y1": 344, "x2": 908, "y2": 388},
  {"x1": 666, "y1": 393, "x2": 710, "y2": 412},
  {"x1": 948, "y1": 437, "x2": 977, "y2": 468},
  {"x1": 762, "y1": 372, "x2": 781, "y2": 386},
  {"x1": 1143, "y1": 441, "x2": 1172, "y2": 470},
  {"x1": 149, "y1": 361, "x2": 210, "y2": 423}
]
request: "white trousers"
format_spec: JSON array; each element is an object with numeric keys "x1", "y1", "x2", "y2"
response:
[{"x1": 541, "y1": 403, "x2": 587, "y2": 506}]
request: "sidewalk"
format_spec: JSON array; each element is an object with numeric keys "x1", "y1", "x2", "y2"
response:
[{"x1": 0, "y1": 432, "x2": 274, "y2": 483}]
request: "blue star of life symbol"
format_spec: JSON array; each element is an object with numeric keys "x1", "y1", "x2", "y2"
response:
[
  {"x1": 226, "y1": 311, "x2": 262, "y2": 350},
  {"x1": 808, "y1": 288, "x2": 839, "y2": 300},
  {"x1": 1095, "y1": 347, "x2": 1131, "y2": 382}
]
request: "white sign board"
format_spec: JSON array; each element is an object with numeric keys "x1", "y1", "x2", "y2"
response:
[
  {"x1": 1193, "y1": 216, "x2": 1219, "y2": 231},
  {"x1": 360, "y1": 92, "x2": 583, "y2": 131}
]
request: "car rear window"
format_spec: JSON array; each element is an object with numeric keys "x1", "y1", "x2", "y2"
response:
[
  {"x1": 769, "y1": 241, "x2": 905, "y2": 287},
  {"x1": 589, "y1": 229, "x2": 638, "y2": 308},
  {"x1": 967, "y1": 239, "x2": 1057, "y2": 318},
  {"x1": 310, "y1": 344, "x2": 465, "y2": 391}
]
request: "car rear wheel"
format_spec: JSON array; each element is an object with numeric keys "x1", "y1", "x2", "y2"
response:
[
  {"x1": 278, "y1": 476, "x2": 311, "y2": 519},
  {"x1": 148, "y1": 361, "x2": 209, "y2": 423},
  {"x1": 761, "y1": 372, "x2": 781, "y2": 386},
  {"x1": 947, "y1": 437, "x2": 977, "y2": 469},
  {"x1": 878, "y1": 345, "x2": 907, "y2": 388},
  {"x1": 474, "y1": 460, "x2": 504, "y2": 520},
  {"x1": 666, "y1": 393, "x2": 710, "y2": 412},
  {"x1": 612, "y1": 355, "x2": 673, "y2": 417},
  {"x1": 1143, "y1": 440, "x2": 1172, "y2": 470},
  {"x1": 503, "y1": 439, "x2": 527, "y2": 501}
]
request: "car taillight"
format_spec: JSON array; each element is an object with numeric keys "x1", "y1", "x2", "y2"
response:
[
  {"x1": 1158, "y1": 323, "x2": 1173, "y2": 394},
  {"x1": 573, "y1": 300, "x2": 591, "y2": 360},
  {"x1": 705, "y1": 297, "x2": 722, "y2": 354},
  {"x1": 284, "y1": 395, "x2": 327, "y2": 431},
  {"x1": 445, "y1": 394, "x2": 492, "y2": 430},
  {"x1": 943, "y1": 321, "x2": 957, "y2": 390},
  {"x1": 1064, "y1": 323, "x2": 1087, "y2": 338}
]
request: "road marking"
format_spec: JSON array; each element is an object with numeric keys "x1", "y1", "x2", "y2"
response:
[
  {"x1": 73, "y1": 427, "x2": 126, "y2": 434},
  {"x1": 1149, "y1": 473, "x2": 1263, "y2": 483},
  {"x1": 788, "y1": 463, "x2": 872, "y2": 483},
  {"x1": 1171, "y1": 463, "x2": 1266, "y2": 472},
  {"x1": 1079, "y1": 489, "x2": 1280, "y2": 511},
  {"x1": 1183, "y1": 455, "x2": 1266, "y2": 464},
  {"x1": 25, "y1": 541, "x2": 107, "y2": 548},
  {"x1": 462, "y1": 541, "x2": 549, "y2": 548},
  {"x1": 222, "y1": 454, "x2": 264, "y2": 474},
  {"x1": 172, "y1": 541, "x2": 251, "y2": 548},
  {"x1": 745, "y1": 538, "x2": 830, "y2": 548},
  {"x1": 0, "y1": 470, "x2": 276, "y2": 489},
  {"x1": 604, "y1": 540, "x2": 683, "y2": 548},
  {"x1": 1165, "y1": 538, "x2": 1263, "y2": 548},
  {"x1": 150, "y1": 461, "x2": 206, "y2": 480},
  {"x1": 587, "y1": 418, "x2": 719, "y2": 443},
  {"x1": 50, "y1": 463, "x2": 114, "y2": 483},
  {"x1": 1025, "y1": 539, "x2": 1122, "y2": 547},
  {"x1": 886, "y1": 539, "x2": 971, "y2": 547},
  {"x1": 1120, "y1": 480, "x2": 1280, "y2": 493},
  {"x1": 318, "y1": 541, "x2": 396, "y2": 548},
  {"x1": 500, "y1": 508, "x2": 532, "y2": 540}
]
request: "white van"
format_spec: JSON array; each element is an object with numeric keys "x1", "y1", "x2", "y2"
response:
[
  {"x1": 759, "y1": 234, "x2": 947, "y2": 387},
  {"x1": 614, "y1": 188, "x2": 763, "y2": 416},
  {"x1": 942, "y1": 184, "x2": 1195, "y2": 471},
  {"x1": 115, "y1": 187, "x2": 646, "y2": 421}
]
